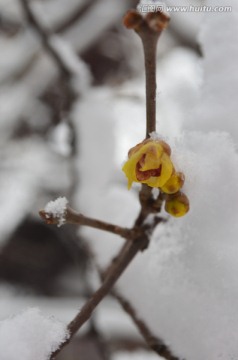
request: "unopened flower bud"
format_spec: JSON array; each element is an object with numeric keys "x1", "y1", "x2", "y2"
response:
[
  {"x1": 123, "y1": 10, "x2": 143, "y2": 29},
  {"x1": 161, "y1": 171, "x2": 185, "y2": 194},
  {"x1": 165, "y1": 191, "x2": 189, "y2": 217}
]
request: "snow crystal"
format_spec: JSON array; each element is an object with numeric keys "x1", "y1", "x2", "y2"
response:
[
  {"x1": 44, "y1": 197, "x2": 68, "y2": 227},
  {"x1": 0, "y1": 308, "x2": 68, "y2": 360}
]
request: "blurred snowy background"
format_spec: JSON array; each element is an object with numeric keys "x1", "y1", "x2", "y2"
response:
[{"x1": 0, "y1": 0, "x2": 238, "y2": 359}]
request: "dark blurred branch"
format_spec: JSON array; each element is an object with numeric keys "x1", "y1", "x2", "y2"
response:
[
  {"x1": 0, "y1": 13, "x2": 22, "y2": 36},
  {"x1": 20, "y1": 0, "x2": 71, "y2": 78},
  {"x1": 20, "y1": 0, "x2": 85, "y2": 202},
  {"x1": 54, "y1": 0, "x2": 96, "y2": 34},
  {"x1": 110, "y1": 288, "x2": 180, "y2": 360}
]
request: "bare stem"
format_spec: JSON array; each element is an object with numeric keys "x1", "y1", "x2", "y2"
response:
[
  {"x1": 39, "y1": 207, "x2": 141, "y2": 240},
  {"x1": 140, "y1": 30, "x2": 159, "y2": 137}
]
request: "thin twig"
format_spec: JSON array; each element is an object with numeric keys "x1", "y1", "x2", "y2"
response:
[
  {"x1": 50, "y1": 236, "x2": 148, "y2": 359},
  {"x1": 139, "y1": 28, "x2": 159, "y2": 137},
  {"x1": 111, "y1": 288, "x2": 180, "y2": 360},
  {"x1": 39, "y1": 206, "x2": 142, "y2": 240},
  {"x1": 20, "y1": 0, "x2": 71, "y2": 78}
]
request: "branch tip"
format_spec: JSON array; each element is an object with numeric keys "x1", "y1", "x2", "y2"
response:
[{"x1": 123, "y1": 9, "x2": 170, "y2": 33}]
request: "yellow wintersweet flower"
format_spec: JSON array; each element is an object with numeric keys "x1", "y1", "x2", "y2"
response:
[{"x1": 122, "y1": 139, "x2": 173, "y2": 189}]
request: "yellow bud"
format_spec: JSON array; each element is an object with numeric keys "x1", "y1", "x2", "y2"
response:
[
  {"x1": 161, "y1": 171, "x2": 185, "y2": 194},
  {"x1": 165, "y1": 191, "x2": 189, "y2": 217}
]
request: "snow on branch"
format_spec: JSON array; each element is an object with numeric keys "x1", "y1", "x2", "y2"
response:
[{"x1": 44, "y1": 196, "x2": 68, "y2": 227}]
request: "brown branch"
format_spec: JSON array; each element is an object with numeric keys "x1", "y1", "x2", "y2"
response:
[
  {"x1": 20, "y1": 0, "x2": 71, "y2": 78},
  {"x1": 39, "y1": 206, "x2": 142, "y2": 240},
  {"x1": 134, "y1": 184, "x2": 153, "y2": 227},
  {"x1": 48, "y1": 205, "x2": 167, "y2": 359},
  {"x1": 111, "y1": 288, "x2": 180, "y2": 360},
  {"x1": 50, "y1": 236, "x2": 149, "y2": 359},
  {"x1": 140, "y1": 26, "x2": 159, "y2": 137}
]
